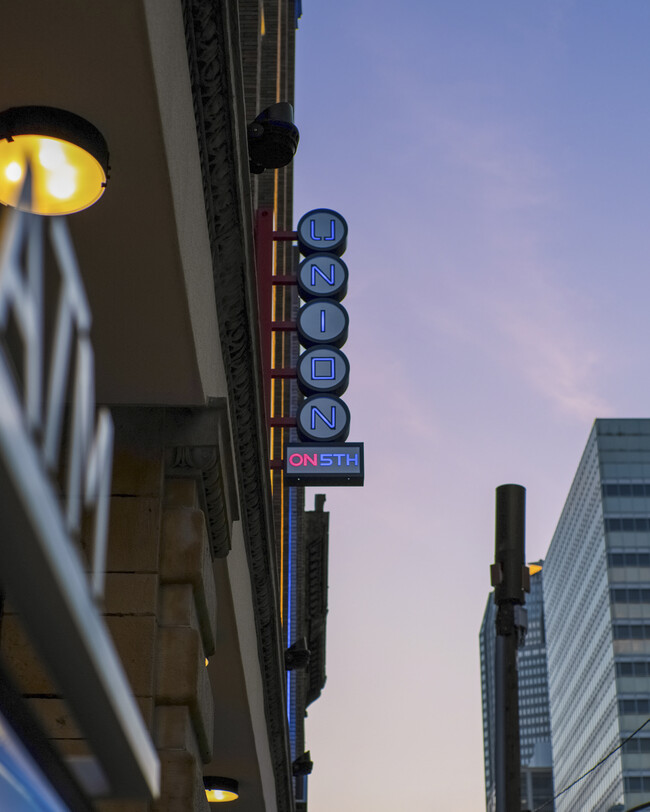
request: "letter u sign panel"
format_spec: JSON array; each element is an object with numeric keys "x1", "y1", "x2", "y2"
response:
[{"x1": 296, "y1": 209, "x2": 347, "y2": 257}]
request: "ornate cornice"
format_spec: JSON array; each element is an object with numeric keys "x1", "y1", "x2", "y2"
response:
[{"x1": 181, "y1": 2, "x2": 294, "y2": 810}]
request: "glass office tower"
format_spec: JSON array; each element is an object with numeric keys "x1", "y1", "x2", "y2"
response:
[
  {"x1": 480, "y1": 564, "x2": 555, "y2": 812},
  {"x1": 544, "y1": 419, "x2": 650, "y2": 812}
]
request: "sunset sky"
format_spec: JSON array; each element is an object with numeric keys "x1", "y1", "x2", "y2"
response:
[{"x1": 292, "y1": 2, "x2": 650, "y2": 809}]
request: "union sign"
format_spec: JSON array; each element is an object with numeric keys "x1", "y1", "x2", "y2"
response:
[{"x1": 287, "y1": 208, "x2": 364, "y2": 486}]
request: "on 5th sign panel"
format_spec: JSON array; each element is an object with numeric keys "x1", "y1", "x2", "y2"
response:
[{"x1": 284, "y1": 442, "x2": 364, "y2": 486}]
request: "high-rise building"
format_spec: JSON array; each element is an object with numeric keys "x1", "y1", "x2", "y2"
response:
[
  {"x1": 544, "y1": 418, "x2": 650, "y2": 812},
  {"x1": 480, "y1": 563, "x2": 555, "y2": 812}
]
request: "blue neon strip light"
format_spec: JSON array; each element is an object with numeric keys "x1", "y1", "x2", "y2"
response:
[
  {"x1": 312, "y1": 358, "x2": 335, "y2": 380},
  {"x1": 311, "y1": 263, "x2": 336, "y2": 286},
  {"x1": 287, "y1": 487, "x2": 294, "y2": 728},
  {"x1": 309, "y1": 219, "x2": 336, "y2": 241},
  {"x1": 312, "y1": 406, "x2": 336, "y2": 430}
]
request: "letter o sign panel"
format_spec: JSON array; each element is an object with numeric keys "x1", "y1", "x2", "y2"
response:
[
  {"x1": 297, "y1": 395, "x2": 350, "y2": 442},
  {"x1": 297, "y1": 346, "x2": 350, "y2": 396}
]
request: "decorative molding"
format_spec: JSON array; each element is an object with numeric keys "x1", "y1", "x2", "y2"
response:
[{"x1": 181, "y1": 2, "x2": 294, "y2": 811}]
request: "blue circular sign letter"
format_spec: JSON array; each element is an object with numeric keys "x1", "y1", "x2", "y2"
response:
[{"x1": 296, "y1": 209, "x2": 348, "y2": 257}]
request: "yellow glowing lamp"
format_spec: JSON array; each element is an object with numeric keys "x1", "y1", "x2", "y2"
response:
[
  {"x1": 0, "y1": 106, "x2": 109, "y2": 215},
  {"x1": 204, "y1": 777, "x2": 239, "y2": 803},
  {"x1": 529, "y1": 563, "x2": 543, "y2": 576}
]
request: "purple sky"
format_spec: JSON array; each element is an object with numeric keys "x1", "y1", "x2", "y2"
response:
[{"x1": 292, "y1": 2, "x2": 650, "y2": 809}]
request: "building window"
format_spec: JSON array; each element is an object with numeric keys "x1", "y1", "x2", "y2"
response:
[
  {"x1": 606, "y1": 518, "x2": 650, "y2": 532},
  {"x1": 624, "y1": 775, "x2": 650, "y2": 792},
  {"x1": 613, "y1": 624, "x2": 650, "y2": 640},
  {"x1": 617, "y1": 661, "x2": 650, "y2": 676},
  {"x1": 603, "y1": 482, "x2": 650, "y2": 497},
  {"x1": 619, "y1": 698, "x2": 650, "y2": 714},
  {"x1": 608, "y1": 552, "x2": 650, "y2": 567},
  {"x1": 611, "y1": 588, "x2": 650, "y2": 603},
  {"x1": 622, "y1": 738, "x2": 650, "y2": 753}
]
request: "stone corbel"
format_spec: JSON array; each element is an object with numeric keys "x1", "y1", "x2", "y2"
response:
[
  {"x1": 165, "y1": 443, "x2": 231, "y2": 558},
  {"x1": 159, "y1": 402, "x2": 237, "y2": 559}
]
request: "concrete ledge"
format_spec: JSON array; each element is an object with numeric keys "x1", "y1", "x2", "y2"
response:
[
  {"x1": 159, "y1": 584, "x2": 199, "y2": 630},
  {"x1": 154, "y1": 706, "x2": 199, "y2": 756},
  {"x1": 106, "y1": 616, "x2": 157, "y2": 697},
  {"x1": 106, "y1": 497, "x2": 162, "y2": 572},
  {"x1": 155, "y1": 626, "x2": 214, "y2": 762},
  {"x1": 0, "y1": 613, "x2": 56, "y2": 694},
  {"x1": 164, "y1": 480, "x2": 198, "y2": 510},
  {"x1": 151, "y1": 749, "x2": 209, "y2": 812},
  {"x1": 160, "y1": 507, "x2": 216, "y2": 655},
  {"x1": 97, "y1": 800, "x2": 150, "y2": 812},
  {"x1": 105, "y1": 574, "x2": 159, "y2": 615},
  {"x1": 111, "y1": 436, "x2": 165, "y2": 499},
  {"x1": 26, "y1": 696, "x2": 154, "y2": 740}
]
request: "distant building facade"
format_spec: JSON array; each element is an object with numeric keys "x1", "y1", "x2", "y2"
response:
[
  {"x1": 480, "y1": 564, "x2": 555, "y2": 812},
  {"x1": 544, "y1": 418, "x2": 650, "y2": 812}
]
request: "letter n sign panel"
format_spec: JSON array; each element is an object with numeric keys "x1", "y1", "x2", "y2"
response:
[
  {"x1": 297, "y1": 395, "x2": 350, "y2": 442},
  {"x1": 297, "y1": 254, "x2": 348, "y2": 301},
  {"x1": 285, "y1": 443, "x2": 364, "y2": 486}
]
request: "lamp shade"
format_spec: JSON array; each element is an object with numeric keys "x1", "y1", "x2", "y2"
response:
[
  {"x1": 0, "y1": 106, "x2": 109, "y2": 215},
  {"x1": 204, "y1": 776, "x2": 239, "y2": 803}
]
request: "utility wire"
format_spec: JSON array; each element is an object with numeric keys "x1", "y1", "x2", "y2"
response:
[{"x1": 532, "y1": 716, "x2": 650, "y2": 812}]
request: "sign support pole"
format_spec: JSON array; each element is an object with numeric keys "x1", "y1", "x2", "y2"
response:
[{"x1": 254, "y1": 207, "x2": 297, "y2": 433}]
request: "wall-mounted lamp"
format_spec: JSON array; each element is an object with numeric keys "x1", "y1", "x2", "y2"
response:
[
  {"x1": 247, "y1": 102, "x2": 299, "y2": 174},
  {"x1": 204, "y1": 776, "x2": 239, "y2": 803},
  {"x1": 0, "y1": 106, "x2": 109, "y2": 215}
]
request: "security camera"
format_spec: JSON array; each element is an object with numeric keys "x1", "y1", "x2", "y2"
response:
[
  {"x1": 285, "y1": 637, "x2": 311, "y2": 671},
  {"x1": 247, "y1": 102, "x2": 299, "y2": 174},
  {"x1": 292, "y1": 752, "x2": 313, "y2": 777}
]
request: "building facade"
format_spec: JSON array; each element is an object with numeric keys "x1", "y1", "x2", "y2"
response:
[
  {"x1": 544, "y1": 418, "x2": 650, "y2": 812},
  {"x1": 480, "y1": 564, "x2": 555, "y2": 811},
  {"x1": 0, "y1": 2, "x2": 329, "y2": 812}
]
